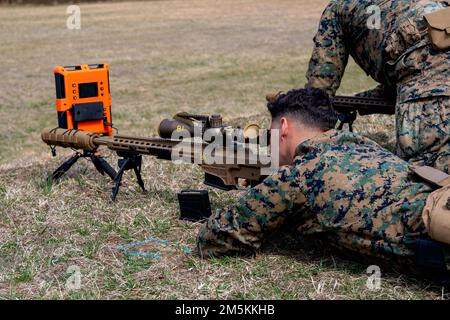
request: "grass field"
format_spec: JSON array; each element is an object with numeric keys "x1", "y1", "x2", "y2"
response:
[{"x1": 0, "y1": 0, "x2": 447, "y2": 300}]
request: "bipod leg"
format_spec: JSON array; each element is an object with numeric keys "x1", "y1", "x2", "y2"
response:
[
  {"x1": 51, "y1": 153, "x2": 81, "y2": 181},
  {"x1": 112, "y1": 158, "x2": 130, "y2": 201},
  {"x1": 90, "y1": 154, "x2": 117, "y2": 181},
  {"x1": 336, "y1": 112, "x2": 356, "y2": 132},
  {"x1": 133, "y1": 156, "x2": 146, "y2": 192}
]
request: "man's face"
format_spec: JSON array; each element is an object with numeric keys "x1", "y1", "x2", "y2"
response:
[{"x1": 270, "y1": 117, "x2": 292, "y2": 166}]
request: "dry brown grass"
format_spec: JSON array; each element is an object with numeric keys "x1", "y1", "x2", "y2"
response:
[{"x1": 0, "y1": 0, "x2": 446, "y2": 300}]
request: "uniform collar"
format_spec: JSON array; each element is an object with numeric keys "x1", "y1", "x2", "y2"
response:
[
  {"x1": 294, "y1": 129, "x2": 340, "y2": 157},
  {"x1": 294, "y1": 129, "x2": 374, "y2": 157}
]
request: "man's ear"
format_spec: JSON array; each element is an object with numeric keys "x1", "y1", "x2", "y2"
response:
[{"x1": 280, "y1": 117, "x2": 289, "y2": 141}]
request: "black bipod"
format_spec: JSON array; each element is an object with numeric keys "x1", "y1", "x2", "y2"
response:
[
  {"x1": 337, "y1": 111, "x2": 357, "y2": 132},
  {"x1": 51, "y1": 150, "x2": 117, "y2": 182},
  {"x1": 111, "y1": 151, "x2": 146, "y2": 201}
]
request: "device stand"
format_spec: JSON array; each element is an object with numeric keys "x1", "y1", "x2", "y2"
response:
[
  {"x1": 51, "y1": 150, "x2": 117, "y2": 182},
  {"x1": 111, "y1": 152, "x2": 146, "y2": 201}
]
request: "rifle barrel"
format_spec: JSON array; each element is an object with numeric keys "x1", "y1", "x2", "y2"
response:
[{"x1": 41, "y1": 128, "x2": 267, "y2": 167}]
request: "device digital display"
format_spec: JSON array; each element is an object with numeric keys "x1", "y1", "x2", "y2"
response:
[{"x1": 78, "y1": 82, "x2": 98, "y2": 99}]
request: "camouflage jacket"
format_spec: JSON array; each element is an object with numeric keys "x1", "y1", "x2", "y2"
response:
[
  {"x1": 306, "y1": 0, "x2": 450, "y2": 103},
  {"x1": 197, "y1": 130, "x2": 432, "y2": 262}
]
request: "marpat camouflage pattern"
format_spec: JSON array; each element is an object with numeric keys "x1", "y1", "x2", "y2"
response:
[
  {"x1": 305, "y1": 0, "x2": 450, "y2": 172},
  {"x1": 197, "y1": 130, "x2": 433, "y2": 265},
  {"x1": 397, "y1": 97, "x2": 450, "y2": 172}
]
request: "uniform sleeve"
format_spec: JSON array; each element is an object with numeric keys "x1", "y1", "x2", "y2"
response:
[
  {"x1": 196, "y1": 166, "x2": 307, "y2": 258},
  {"x1": 354, "y1": 84, "x2": 396, "y2": 100},
  {"x1": 306, "y1": 0, "x2": 349, "y2": 96}
]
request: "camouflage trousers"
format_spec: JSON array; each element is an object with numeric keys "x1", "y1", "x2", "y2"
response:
[{"x1": 396, "y1": 96, "x2": 450, "y2": 173}]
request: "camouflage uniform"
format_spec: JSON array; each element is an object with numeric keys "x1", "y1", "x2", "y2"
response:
[
  {"x1": 305, "y1": 0, "x2": 450, "y2": 172},
  {"x1": 197, "y1": 130, "x2": 434, "y2": 268}
]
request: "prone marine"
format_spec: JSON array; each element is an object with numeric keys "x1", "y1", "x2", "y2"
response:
[{"x1": 196, "y1": 88, "x2": 450, "y2": 284}]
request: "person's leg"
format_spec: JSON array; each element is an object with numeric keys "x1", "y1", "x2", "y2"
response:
[{"x1": 396, "y1": 96, "x2": 450, "y2": 173}]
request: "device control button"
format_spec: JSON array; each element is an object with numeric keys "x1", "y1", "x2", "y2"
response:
[
  {"x1": 73, "y1": 96, "x2": 77, "y2": 100},
  {"x1": 72, "y1": 83, "x2": 76, "y2": 87},
  {"x1": 100, "y1": 87, "x2": 104, "y2": 91},
  {"x1": 73, "y1": 90, "x2": 76, "y2": 94}
]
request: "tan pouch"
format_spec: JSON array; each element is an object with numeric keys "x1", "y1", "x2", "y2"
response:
[
  {"x1": 424, "y1": 7, "x2": 450, "y2": 50},
  {"x1": 423, "y1": 184, "x2": 450, "y2": 245}
]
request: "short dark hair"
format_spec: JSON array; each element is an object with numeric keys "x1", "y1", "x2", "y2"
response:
[{"x1": 267, "y1": 87, "x2": 337, "y2": 131}]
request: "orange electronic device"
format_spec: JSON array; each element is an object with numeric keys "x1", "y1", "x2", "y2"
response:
[{"x1": 54, "y1": 63, "x2": 113, "y2": 136}]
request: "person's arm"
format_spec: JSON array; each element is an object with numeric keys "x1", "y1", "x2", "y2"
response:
[
  {"x1": 306, "y1": 0, "x2": 349, "y2": 96},
  {"x1": 354, "y1": 84, "x2": 396, "y2": 100},
  {"x1": 197, "y1": 166, "x2": 307, "y2": 258}
]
